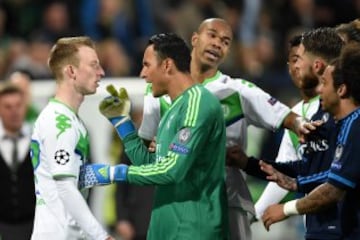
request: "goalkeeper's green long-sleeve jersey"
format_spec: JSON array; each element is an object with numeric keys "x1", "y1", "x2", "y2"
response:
[{"x1": 123, "y1": 84, "x2": 229, "y2": 240}]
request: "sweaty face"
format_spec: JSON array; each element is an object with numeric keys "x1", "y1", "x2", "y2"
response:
[
  {"x1": 317, "y1": 65, "x2": 339, "y2": 115},
  {"x1": 140, "y1": 45, "x2": 167, "y2": 97},
  {"x1": 73, "y1": 46, "x2": 105, "y2": 95},
  {"x1": 294, "y1": 44, "x2": 319, "y2": 90},
  {"x1": 0, "y1": 93, "x2": 26, "y2": 133},
  {"x1": 191, "y1": 20, "x2": 232, "y2": 70}
]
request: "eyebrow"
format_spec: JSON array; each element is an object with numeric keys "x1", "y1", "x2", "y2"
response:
[{"x1": 207, "y1": 28, "x2": 232, "y2": 41}]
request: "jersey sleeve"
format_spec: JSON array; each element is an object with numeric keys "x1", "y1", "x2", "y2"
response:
[
  {"x1": 138, "y1": 84, "x2": 161, "y2": 141},
  {"x1": 232, "y1": 80, "x2": 290, "y2": 131},
  {"x1": 127, "y1": 90, "x2": 221, "y2": 185},
  {"x1": 327, "y1": 121, "x2": 360, "y2": 190},
  {"x1": 43, "y1": 111, "x2": 82, "y2": 179},
  {"x1": 122, "y1": 132, "x2": 157, "y2": 166}
]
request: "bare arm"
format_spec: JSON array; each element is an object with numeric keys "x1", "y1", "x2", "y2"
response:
[
  {"x1": 262, "y1": 182, "x2": 345, "y2": 231},
  {"x1": 296, "y1": 182, "x2": 345, "y2": 214}
]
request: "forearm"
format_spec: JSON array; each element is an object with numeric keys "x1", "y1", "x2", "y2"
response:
[
  {"x1": 56, "y1": 177, "x2": 109, "y2": 239},
  {"x1": 123, "y1": 132, "x2": 156, "y2": 165},
  {"x1": 243, "y1": 157, "x2": 269, "y2": 179},
  {"x1": 284, "y1": 182, "x2": 344, "y2": 216},
  {"x1": 282, "y1": 112, "x2": 305, "y2": 136},
  {"x1": 127, "y1": 154, "x2": 179, "y2": 186}
]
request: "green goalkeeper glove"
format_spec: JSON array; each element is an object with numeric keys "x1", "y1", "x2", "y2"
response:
[{"x1": 99, "y1": 85, "x2": 135, "y2": 139}]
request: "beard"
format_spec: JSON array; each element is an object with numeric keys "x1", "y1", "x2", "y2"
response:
[{"x1": 300, "y1": 67, "x2": 318, "y2": 90}]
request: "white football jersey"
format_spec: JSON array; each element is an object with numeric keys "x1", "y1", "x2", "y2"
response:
[
  {"x1": 138, "y1": 71, "x2": 291, "y2": 212},
  {"x1": 31, "y1": 99, "x2": 90, "y2": 239}
]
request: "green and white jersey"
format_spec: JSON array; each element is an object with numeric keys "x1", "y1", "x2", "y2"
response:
[
  {"x1": 139, "y1": 71, "x2": 291, "y2": 212},
  {"x1": 140, "y1": 71, "x2": 290, "y2": 150},
  {"x1": 31, "y1": 99, "x2": 90, "y2": 239},
  {"x1": 124, "y1": 85, "x2": 229, "y2": 240},
  {"x1": 276, "y1": 96, "x2": 320, "y2": 163}
]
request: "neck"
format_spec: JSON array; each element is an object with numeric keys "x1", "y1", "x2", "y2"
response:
[
  {"x1": 300, "y1": 88, "x2": 318, "y2": 102},
  {"x1": 168, "y1": 72, "x2": 195, "y2": 100},
  {"x1": 54, "y1": 81, "x2": 83, "y2": 113},
  {"x1": 190, "y1": 56, "x2": 218, "y2": 83},
  {"x1": 4, "y1": 128, "x2": 21, "y2": 138},
  {"x1": 334, "y1": 99, "x2": 359, "y2": 121}
]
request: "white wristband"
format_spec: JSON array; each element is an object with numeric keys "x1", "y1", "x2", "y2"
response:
[
  {"x1": 283, "y1": 200, "x2": 299, "y2": 216},
  {"x1": 109, "y1": 166, "x2": 115, "y2": 183}
]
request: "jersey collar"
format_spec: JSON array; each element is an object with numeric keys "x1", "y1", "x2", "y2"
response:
[
  {"x1": 202, "y1": 71, "x2": 221, "y2": 85},
  {"x1": 50, "y1": 98, "x2": 77, "y2": 115}
]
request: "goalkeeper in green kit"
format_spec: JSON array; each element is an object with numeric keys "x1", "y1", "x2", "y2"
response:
[{"x1": 79, "y1": 33, "x2": 229, "y2": 239}]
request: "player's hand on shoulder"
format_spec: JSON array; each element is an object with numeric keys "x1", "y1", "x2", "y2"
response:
[{"x1": 295, "y1": 117, "x2": 323, "y2": 143}]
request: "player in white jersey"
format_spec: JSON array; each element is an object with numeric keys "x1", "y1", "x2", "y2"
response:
[
  {"x1": 30, "y1": 36, "x2": 113, "y2": 240},
  {"x1": 139, "y1": 18, "x2": 316, "y2": 240},
  {"x1": 255, "y1": 35, "x2": 320, "y2": 219}
]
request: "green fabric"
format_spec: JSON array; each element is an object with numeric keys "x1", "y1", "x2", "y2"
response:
[{"x1": 125, "y1": 85, "x2": 229, "y2": 240}]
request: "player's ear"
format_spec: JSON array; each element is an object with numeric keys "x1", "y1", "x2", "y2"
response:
[
  {"x1": 337, "y1": 83, "x2": 348, "y2": 98},
  {"x1": 64, "y1": 64, "x2": 76, "y2": 80},
  {"x1": 163, "y1": 58, "x2": 173, "y2": 74},
  {"x1": 191, "y1": 32, "x2": 199, "y2": 48},
  {"x1": 313, "y1": 59, "x2": 327, "y2": 76}
]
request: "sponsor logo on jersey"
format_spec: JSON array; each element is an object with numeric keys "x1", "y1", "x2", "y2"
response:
[
  {"x1": 55, "y1": 112, "x2": 72, "y2": 138},
  {"x1": 169, "y1": 143, "x2": 190, "y2": 154},
  {"x1": 178, "y1": 128, "x2": 191, "y2": 143},
  {"x1": 267, "y1": 97, "x2": 278, "y2": 105},
  {"x1": 54, "y1": 149, "x2": 70, "y2": 165},
  {"x1": 302, "y1": 139, "x2": 329, "y2": 155}
]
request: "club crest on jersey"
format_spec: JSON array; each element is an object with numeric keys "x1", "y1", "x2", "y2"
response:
[
  {"x1": 321, "y1": 112, "x2": 330, "y2": 123},
  {"x1": 267, "y1": 97, "x2": 278, "y2": 105},
  {"x1": 54, "y1": 149, "x2": 70, "y2": 165},
  {"x1": 178, "y1": 128, "x2": 191, "y2": 143}
]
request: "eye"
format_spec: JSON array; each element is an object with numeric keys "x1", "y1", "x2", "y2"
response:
[
  {"x1": 222, "y1": 39, "x2": 230, "y2": 46},
  {"x1": 90, "y1": 62, "x2": 101, "y2": 70},
  {"x1": 207, "y1": 32, "x2": 216, "y2": 38}
]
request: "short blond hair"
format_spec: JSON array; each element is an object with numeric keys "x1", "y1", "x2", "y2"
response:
[{"x1": 48, "y1": 36, "x2": 95, "y2": 80}]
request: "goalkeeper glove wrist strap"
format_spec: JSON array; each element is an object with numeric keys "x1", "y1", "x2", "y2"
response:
[
  {"x1": 110, "y1": 116, "x2": 135, "y2": 139},
  {"x1": 110, "y1": 164, "x2": 128, "y2": 182}
]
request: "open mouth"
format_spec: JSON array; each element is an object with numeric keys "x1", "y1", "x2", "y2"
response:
[{"x1": 204, "y1": 50, "x2": 220, "y2": 61}]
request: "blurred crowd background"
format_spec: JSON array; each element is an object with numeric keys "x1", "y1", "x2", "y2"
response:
[
  {"x1": 0, "y1": 0, "x2": 358, "y2": 98},
  {"x1": 0, "y1": 0, "x2": 359, "y2": 239}
]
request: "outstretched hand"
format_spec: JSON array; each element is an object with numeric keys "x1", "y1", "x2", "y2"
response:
[
  {"x1": 99, "y1": 84, "x2": 131, "y2": 119},
  {"x1": 259, "y1": 160, "x2": 298, "y2": 191}
]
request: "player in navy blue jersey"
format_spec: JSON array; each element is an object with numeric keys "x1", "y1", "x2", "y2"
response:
[
  {"x1": 260, "y1": 42, "x2": 360, "y2": 240},
  {"x1": 228, "y1": 27, "x2": 344, "y2": 240}
]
